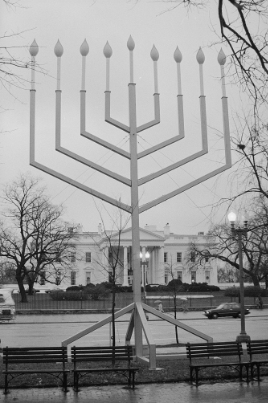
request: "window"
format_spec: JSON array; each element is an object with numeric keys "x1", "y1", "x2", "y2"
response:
[
  {"x1": 190, "y1": 252, "x2": 195, "y2": 262},
  {"x1": 86, "y1": 271, "x2": 91, "y2": 285},
  {"x1": 70, "y1": 252, "x2": 76, "y2": 262},
  {"x1": 205, "y1": 255, "x2": 209, "y2": 263},
  {"x1": 108, "y1": 271, "x2": 113, "y2": 283},
  {"x1": 177, "y1": 252, "x2": 182, "y2": 263},
  {"x1": 205, "y1": 271, "x2": 210, "y2": 284},
  {"x1": 71, "y1": 271, "x2": 76, "y2": 285},
  {"x1": 86, "y1": 252, "x2": 91, "y2": 262},
  {"x1": 39, "y1": 271, "x2": 45, "y2": 285},
  {"x1": 164, "y1": 252, "x2": 168, "y2": 263},
  {"x1": 191, "y1": 271, "x2": 196, "y2": 283},
  {"x1": 177, "y1": 271, "x2": 182, "y2": 281}
]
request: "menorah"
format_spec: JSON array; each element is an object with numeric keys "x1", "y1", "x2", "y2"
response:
[{"x1": 29, "y1": 37, "x2": 231, "y2": 368}]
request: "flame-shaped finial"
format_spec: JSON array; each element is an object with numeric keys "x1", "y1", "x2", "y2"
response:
[
  {"x1": 103, "y1": 41, "x2": 113, "y2": 58},
  {"x1": 196, "y1": 47, "x2": 205, "y2": 64},
  {"x1": 150, "y1": 45, "x2": 159, "y2": 61},
  {"x1": 127, "y1": 35, "x2": 135, "y2": 51},
  {"x1": 174, "y1": 47, "x2": 182, "y2": 63},
  {"x1": 80, "y1": 39, "x2": 89, "y2": 57},
  {"x1": 29, "y1": 39, "x2": 39, "y2": 57},
  {"x1": 54, "y1": 40, "x2": 64, "y2": 57},
  {"x1": 218, "y1": 48, "x2": 226, "y2": 65}
]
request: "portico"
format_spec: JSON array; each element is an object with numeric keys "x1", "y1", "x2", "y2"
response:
[{"x1": 98, "y1": 227, "x2": 165, "y2": 287}]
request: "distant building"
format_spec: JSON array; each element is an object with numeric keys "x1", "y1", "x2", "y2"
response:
[
  {"x1": 1, "y1": 223, "x2": 245, "y2": 292},
  {"x1": 48, "y1": 223, "x2": 219, "y2": 289}
]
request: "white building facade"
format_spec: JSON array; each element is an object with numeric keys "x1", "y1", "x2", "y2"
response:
[{"x1": 58, "y1": 223, "x2": 219, "y2": 289}]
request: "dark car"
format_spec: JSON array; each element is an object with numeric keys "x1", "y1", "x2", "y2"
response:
[{"x1": 204, "y1": 302, "x2": 250, "y2": 319}]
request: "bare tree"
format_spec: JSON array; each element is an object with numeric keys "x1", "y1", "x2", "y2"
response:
[
  {"x1": 165, "y1": 259, "x2": 182, "y2": 344},
  {"x1": 0, "y1": 174, "x2": 77, "y2": 302},
  {"x1": 0, "y1": 0, "x2": 42, "y2": 96},
  {"x1": 161, "y1": 1, "x2": 268, "y2": 107},
  {"x1": 92, "y1": 207, "x2": 131, "y2": 348},
  {"x1": 227, "y1": 121, "x2": 268, "y2": 204},
  {"x1": 188, "y1": 198, "x2": 268, "y2": 287}
]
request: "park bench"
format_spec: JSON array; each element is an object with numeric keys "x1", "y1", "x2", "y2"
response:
[
  {"x1": 186, "y1": 341, "x2": 245, "y2": 385},
  {"x1": 246, "y1": 339, "x2": 268, "y2": 381},
  {"x1": 2, "y1": 346, "x2": 69, "y2": 394},
  {"x1": 71, "y1": 345, "x2": 139, "y2": 391}
]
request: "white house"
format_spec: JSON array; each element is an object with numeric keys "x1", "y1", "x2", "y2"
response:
[{"x1": 55, "y1": 223, "x2": 220, "y2": 289}]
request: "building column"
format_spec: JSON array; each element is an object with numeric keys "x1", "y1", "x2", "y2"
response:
[
  {"x1": 156, "y1": 246, "x2": 165, "y2": 284},
  {"x1": 122, "y1": 246, "x2": 129, "y2": 286}
]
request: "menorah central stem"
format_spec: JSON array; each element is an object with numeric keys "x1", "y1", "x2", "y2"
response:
[{"x1": 129, "y1": 83, "x2": 143, "y2": 355}]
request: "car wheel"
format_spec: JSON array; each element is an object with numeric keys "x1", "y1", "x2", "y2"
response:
[
  {"x1": 212, "y1": 313, "x2": 218, "y2": 319},
  {"x1": 233, "y1": 314, "x2": 238, "y2": 318},
  {"x1": 238, "y1": 313, "x2": 241, "y2": 318}
]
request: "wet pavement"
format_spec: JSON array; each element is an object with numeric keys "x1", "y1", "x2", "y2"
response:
[{"x1": 0, "y1": 379, "x2": 267, "y2": 403}]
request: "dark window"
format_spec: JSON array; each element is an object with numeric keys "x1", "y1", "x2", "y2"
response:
[
  {"x1": 164, "y1": 252, "x2": 168, "y2": 263},
  {"x1": 71, "y1": 271, "x2": 76, "y2": 285},
  {"x1": 190, "y1": 252, "x2": 195, "y2": 262},
  {"x1": 177, "y1": 252, "x2": 182, "y2": 263},
  {"x1": 86, "y1": 252, "x2": 91, "y2": 262}
]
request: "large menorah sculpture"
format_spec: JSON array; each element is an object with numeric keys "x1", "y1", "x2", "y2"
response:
[{"x1": 29, "y1": 37, "x2": 231, "y2": 368}]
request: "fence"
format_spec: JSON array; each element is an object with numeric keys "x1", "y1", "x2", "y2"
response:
[{"x1": 13, "y1": 292, "x2": 266, "y2": 312}]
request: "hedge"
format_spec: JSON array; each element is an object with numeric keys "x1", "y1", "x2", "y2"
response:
[{"x1": 224, "y1": 286, "x2": 268, "y2": 297}]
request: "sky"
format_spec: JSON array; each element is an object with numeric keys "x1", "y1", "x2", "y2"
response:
[{"x1": 1, "y1": 0, "x2": 244, "y2": 235}]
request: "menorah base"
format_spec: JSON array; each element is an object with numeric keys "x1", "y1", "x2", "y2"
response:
[{"x1": 61, "y1": 302, "x2": 212, "y2": 369}]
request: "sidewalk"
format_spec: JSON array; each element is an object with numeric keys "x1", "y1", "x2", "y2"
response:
[{"x1": 0, "y1": 379, "x2": 267, "y2": 403}]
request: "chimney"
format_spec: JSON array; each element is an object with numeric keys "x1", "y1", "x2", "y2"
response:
[
  {"x1": 98, "y1": 223, "x2": 102, "y2": 235},
  {"x1": 164, "y1": 223, "x2": 170, "y2": 237}
]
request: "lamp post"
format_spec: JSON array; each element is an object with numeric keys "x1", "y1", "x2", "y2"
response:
[
  {"x1": 228, "y1": 212, "x2": 250, "y2": 343},
  {"x1": 140, "y1": 251, "x2": 150, "y2": 299}
]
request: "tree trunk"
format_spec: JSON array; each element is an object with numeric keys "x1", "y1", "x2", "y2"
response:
[
  {"x1": 27, "y1": 280, "x2": 35, "y2": 295},
  {"x1": 26, "y1": 273, "x2": 36, "y2": 295},
  {"x1": 250, "y1": 272, "x2": 260, "y2": 287},
  {"x1": 174, "y1": 299, "x2": 179, "y2": 345},
  {"x1": 111, "y1": 281, "x2": 116, "y2": 350},
  {"x1": 17, "y1": 277, "x2": 27, "y2": 303}
]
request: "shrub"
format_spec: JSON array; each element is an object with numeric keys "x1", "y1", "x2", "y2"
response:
[
  {"x1": 244, "y1": 286, "x2": 268, "y2": 297},
  {"x1": 49, "y1": 290, "x2": 88, "y2": 301},
  {"x1": 66, "y1": 286, "x2": 82, "y2": 292},
  {"x1": 85, "y1": 283, "x2": 110, "y2": 300},
  {"x1": 186, "y1": 282, "x2": 220, "y2": 292},
  {"x1": 225, "y1": 286, "x2": 268, "y2": 297}
]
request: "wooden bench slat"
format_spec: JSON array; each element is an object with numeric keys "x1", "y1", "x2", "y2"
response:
[
  {"x1": 2, "y1": 346, "x2": 69, "y2": 394},
  {"x1": 71, "y1": 345, "x2": 138, "y2": 391},
  {"x1": 187, "y1": 341, "x2": 245, "y2": 386},
  {"x1": 246, "y1": 339, "x2": 268, "y2": 381}
]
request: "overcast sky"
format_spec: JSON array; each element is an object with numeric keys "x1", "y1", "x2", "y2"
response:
[{"x1": 1, "y1": 0, "x2": 244, "y2": 234}]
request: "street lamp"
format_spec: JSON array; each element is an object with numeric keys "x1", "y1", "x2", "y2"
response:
[
  {"x1": 140, "y1": 251, "x2": 150, "y2": 299},
  {"x1": 228, "y1": 211, "x2": 250, "y2": 343}
]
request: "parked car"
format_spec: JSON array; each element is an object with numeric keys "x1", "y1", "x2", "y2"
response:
[{"x1": 204, "y1": 302, "x2": 250, "y2": 319}]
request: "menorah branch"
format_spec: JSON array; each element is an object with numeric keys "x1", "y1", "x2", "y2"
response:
[
  {"x1": 82, "y1": 130, "x2": 130, "y2": 159},
  {"x1": 136, "y1": 93, "x2": 160, "y2": 133},
  {"x1": 55, "y1": 90, "x2": 131, "y2": 186},
  {"x1": 138, "y1": 95, "x2": 209, "y2": 185},
  {"x1": 105, "y1": 91, "x2": 130, "y2": 133}
]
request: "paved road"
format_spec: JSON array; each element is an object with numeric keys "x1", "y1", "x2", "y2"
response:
[{"x1": 0, "y1": 310, "x2": 267, "y2": 348}]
